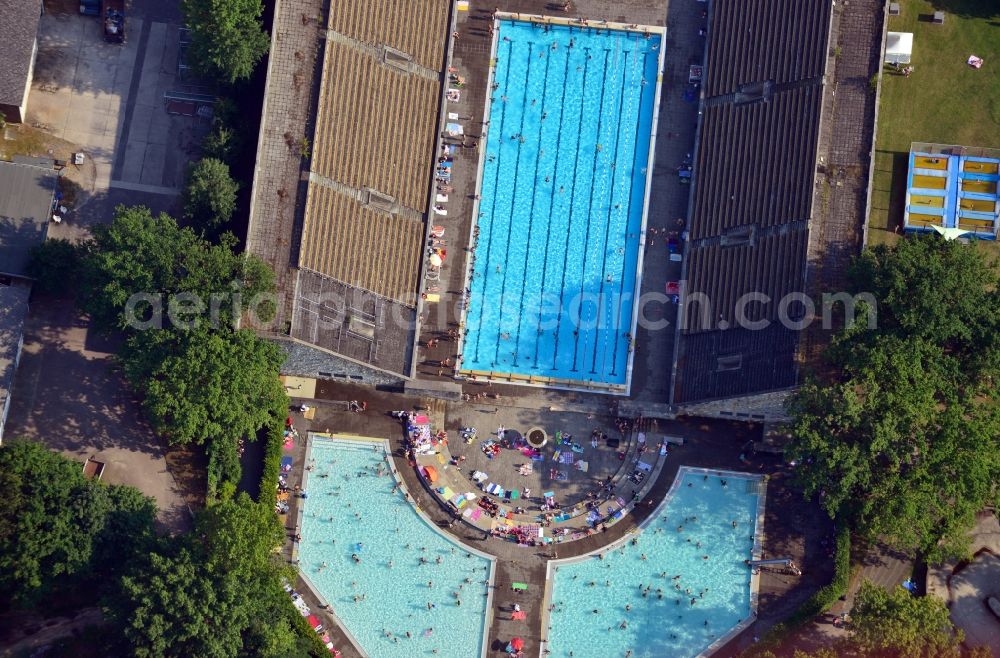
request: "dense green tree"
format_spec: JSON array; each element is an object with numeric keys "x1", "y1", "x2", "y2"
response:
[
  {"x1": 80, "y1": 205, "x2": 275, "y2": 333},
  {"x1": 834, "y1": 236, "x2": 999, "y2": 389},
  {"x1": 119, "y1": 327, "x2": 286, "y2": 447},
  {"x1": 181, "y1": 0, "x2": 270, "y2": 84},
  {"x1": 787, "y1": 237, "x2": 1000, "y2": 561},
  {"x1": 0, "y1": 441, "x2": 156, "y2": 603},
  {"x1": 183, "y1": 158, "x2": 239, "y2": 233},
  {"x1": 113, "y1": 494, "x2": 296, "y2": 658},
  {"x1": 851, "y1": 581, "x2": 961, "y2": 658},
  {"x1": 26, "y1": 238, "x2": 82, "y2": 295},
  {"x1": 202, "y1": 123, "x2": 242, "y2": 165}
]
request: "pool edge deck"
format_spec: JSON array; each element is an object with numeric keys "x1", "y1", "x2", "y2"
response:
[
  {"x1": 298, "y1": 433, "x2": 499, "y2": 658},
  {"x1": 538, "y1": 465, "x2": 767, "y2": 658}
]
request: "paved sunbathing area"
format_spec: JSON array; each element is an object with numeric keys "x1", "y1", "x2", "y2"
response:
[
  {"x1": 410, "y1": 413, "x2": 669, "y2": 539},
  {"x1": 445, "y1": 410, "x2": 654, "y2": 505}
]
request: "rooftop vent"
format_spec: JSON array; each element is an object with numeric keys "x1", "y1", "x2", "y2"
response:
[
  {"x1": 383, "y1": 46, "x2": 413, "y2": 72},
  {"x1": 735, "y1": 80, "x2": 773, "y2": 105},
  {"x1": 716, "y1": 354, "x2": 743, "y2": 372},
  {"x1": 361, "y1": 188, "x2": 396, "y2": 213},
  {"x1": 720, "y1": 225, "x2": 755, "y2": 247}
]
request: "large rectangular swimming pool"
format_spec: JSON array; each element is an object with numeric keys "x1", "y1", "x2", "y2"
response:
[{"x1": 461, "y1": 18, "x2": 663, "y2": 389}]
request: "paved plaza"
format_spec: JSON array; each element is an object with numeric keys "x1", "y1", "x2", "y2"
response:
[{"x1": 5, "y1": 297, "x2": 193, "y2": 533}]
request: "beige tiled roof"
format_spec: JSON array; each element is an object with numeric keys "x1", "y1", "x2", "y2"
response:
[
  {"x1": 311, "y1": 40, "x2": 440, "y2": 213},
  {"x1": 327, "y1": 0, "x2": 449, "y2": 71},
  {"x1": 299, "y1": 182, "x2": 424, "y2": 305}
]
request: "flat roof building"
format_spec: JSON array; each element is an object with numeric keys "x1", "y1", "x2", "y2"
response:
[
  {"x1": 0, "y1": 160, "x2": 57, "y2": 443},
  {"x1": 671, "y1": 0, "x2": 834, "y2": 408},
  {"x1": 0, "y1": 160, "x2": 57, "y2": 277}
]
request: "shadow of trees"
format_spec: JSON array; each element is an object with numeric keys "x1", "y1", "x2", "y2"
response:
[{"x1": 928, "y1": 0, "x2": 1000, "y2": 20}]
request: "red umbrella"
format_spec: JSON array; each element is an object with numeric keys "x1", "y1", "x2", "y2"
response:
[{"x1": 510, "y1": 637, "x2": 524, "y2": 651}]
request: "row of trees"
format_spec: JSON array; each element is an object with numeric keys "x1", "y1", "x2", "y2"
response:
[
  {"x1": 30, "y1": 204, "x2": 288, "y2": 495},
  {"x1": 179, "y1": 0, "x2": 271, "y2": 236},
  {"x1": 181, "y1": 0, "x2": 270, "y2": 86},
  {"x1": 0, "y1": 442, "x2": 323, "y2": 657}
]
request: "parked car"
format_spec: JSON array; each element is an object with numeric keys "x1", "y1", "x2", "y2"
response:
[{"x1": 101, "y1": 0, "x2": 126, "y2": 43}]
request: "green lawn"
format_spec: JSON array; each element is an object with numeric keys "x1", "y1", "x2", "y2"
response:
[{"x1": 869, "y1": 0, "x2": 1000, "y2": 246}]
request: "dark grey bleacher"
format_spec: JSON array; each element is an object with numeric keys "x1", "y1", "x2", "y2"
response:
[
  {"x1": 671, "y1": 0, "x2": 833, "y2": 406},
  {"x1": 690, "y1": 85, "x2": 822, "y2": 240},
  {"x1": 705, "y1": 0, "x2": 832, "y2": 98},
  {"x1": 682, "y1": 229, "x2": 809, "y2": 332},
  {"x1": 674, "y1": 323, "x2": 799, "y2": 403}
]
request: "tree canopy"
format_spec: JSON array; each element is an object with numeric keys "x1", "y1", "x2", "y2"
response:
[
  {"x1": 184, "y1": 158, "x2": 239, "y2": 233},
  {"x1": 80, "y1": 205, "x2": 275, "y2": 333},
  {"x1": 112, "y1": 494, "x2": 304, "y2": 658},
  {"x1": 786, "y1": 237, "x2": 1000, "y2": 561},
  {"x1": 181, "y1": 0, "x2": 270, "y2": 84},
  {"x1": 27, "y1": 238, "x2": 82, "y2": 296},
  {"x1": 851, "y1": 581, "x2": 961, "y2": 658},
  {"x1": 0, "y1": 441, "x2": 156, "y2": 604},
  {"x1": 120, "y1": 327, "x2": 287, "y2": 446}
]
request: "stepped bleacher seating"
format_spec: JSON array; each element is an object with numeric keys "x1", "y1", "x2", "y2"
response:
[
  {"x1": 674, "y1": 324, "x2": 799, "y2": 402},
  {"x1": 299, "y1": 182, "x2": 424, "y2": 306},
  {"x1": 673, "y1": 0, "x2": 833, "y2": 405},
  {"x1": 311, "y1": 41, "x2": 439, "y2": 212},
  {"x1": 705, "y1": 0, "x2": 831, "y2": 98},
  {"x1": 295, "y1": 2, "x2": 449, "y2": 317},
  {"x1": 690, "y1": 85, "x2": 822, "y2": 239},
  {"x1": 326, "y1": 0, "x2": 449, "y2": 72},
  {"x1": 682, "y1": 229, "x2": 809, "y2": 332}
]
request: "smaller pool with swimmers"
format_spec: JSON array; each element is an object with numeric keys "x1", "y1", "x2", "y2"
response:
[
  {"x1": 543, "y1": 467, "x2": 765, "y2": 657},
  {"x1": 298, "y1": 436, "x2": 495, "y2": 658}
]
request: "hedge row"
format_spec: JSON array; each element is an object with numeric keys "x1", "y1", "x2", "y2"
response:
[
  {"x1": 206, "y1": 435, "x2": 241, "y2": 503},
  {"x1": 788, "y1": 525, "x2": 852, "y2": 624},
  {"x1": 258, "y1": 392, "x2": 290, "y2": 510}
]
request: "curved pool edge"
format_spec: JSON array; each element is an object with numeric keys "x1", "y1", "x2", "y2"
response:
[
  {"x1": 538, "y1": 465, "x2": 768, "y2": 658},
  {"x1": 300, "y1": 432, "x2": 498, "y2": 658}
]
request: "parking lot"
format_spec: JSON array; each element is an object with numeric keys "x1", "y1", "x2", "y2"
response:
[{"x1": 28, "y1": 0, "x2": 207, "y2": 233}]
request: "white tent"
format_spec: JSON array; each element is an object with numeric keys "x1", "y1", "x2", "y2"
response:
[
  {"x1": 931, "y1": 225, "x2": 970, "y2": 240},
  {"x1": 885, "y1": 32, "x2": 914, "y2": 65}
]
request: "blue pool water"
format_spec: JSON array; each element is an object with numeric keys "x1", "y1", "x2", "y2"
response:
[
  {"x1": 299, "y1": 437, "x2": 493, "y2": 658},
  {"x1": 463, "y1": 20, "x2": 662, "y2": 386},
  {"x1": 546, "y1": 469, "x2": 762, "y2": 657}
]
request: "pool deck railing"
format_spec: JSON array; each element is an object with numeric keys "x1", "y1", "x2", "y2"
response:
[
  {"x1": 538, "y1": 465, "x2": 767, "y2": 658},
  {"x1": 454, "y1": 14, "x2": 668, "y2": 396},
  {"x1": 296, "y1": 433, "x2": 499, "y2": 658}
]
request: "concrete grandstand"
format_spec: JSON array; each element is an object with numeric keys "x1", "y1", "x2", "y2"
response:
[
  {"x1": 671, "y1": 0, "x2": 835, "y2": 408},
  {"x1": 245, "y1": 0, "x2": 451, "y2": 380}
]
